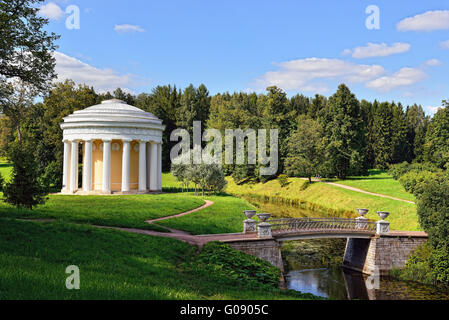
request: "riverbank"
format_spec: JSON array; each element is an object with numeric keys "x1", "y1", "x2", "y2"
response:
[{"x1": 226, "y1": 173, "x2": 420, "y2": 231}]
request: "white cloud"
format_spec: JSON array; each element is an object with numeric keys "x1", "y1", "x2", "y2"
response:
[
  {"x1": 366, "y1": 67, "x2": 427, "y2": 92},
  {"x1": 38, "y1": 2, "x2": 64, "y2": 20},
  {"x1": 397, "y1": 10, "x2": 449, "y2": 31},
  {"x1": 114, "y1": 24, "x2": 146, "y2": 33},
  {"x1": 343, "y1": 42, "x2": 411, "y2": 59},
  {"x1": 426, "y1": 105, "x2": 444, "y2": 114},
  {"x1": 254, "y1": 58, "x2": 385, "y2": 92},
  {"x1": 425, "y1": 59, "x2": 443, "y2": 67},
  {"x1": 53, "y1": 51, "x2": 145, "y2": 93},
  {"x1": 441, "y1": 39, "x2": 449, "y2": 49}
]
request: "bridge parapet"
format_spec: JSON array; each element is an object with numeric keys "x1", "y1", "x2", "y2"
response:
[
  {"x1": 243, "y1": 214, "x2": 391, "y2": 239},
  {"x1": 270, "y1": 217, "x2": 377, "y2": 234}
]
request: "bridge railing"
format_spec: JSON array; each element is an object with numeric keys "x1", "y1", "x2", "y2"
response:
[{"x1": 268, "y1": 217, "x2": 377, "y2": 233}]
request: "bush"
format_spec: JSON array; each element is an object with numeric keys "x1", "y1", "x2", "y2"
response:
[
  {"x1": 388, "y1": 162, "x2": 410, "y2": 180},
  {"x1": 398, "y1": 170, "x2": 436, "y2": 196},
  {"x1": 277, "y1": 174, "x2": 289, "y2": 188},
  {"x1": 41, "y1": 161, "x2": 62, "y2": 190},
  {"x1": 189, "y1": 242, "x2": 281, "y2": 289},
  {"x1": 389, "y1": 162, "x2": 439, "y2": 180},
  {"x1": 394, "y1": 242, "x2": 436, "y2": 285},
  {"x1": 416, "y1": 175, "x2": 449, "y2": 285}
]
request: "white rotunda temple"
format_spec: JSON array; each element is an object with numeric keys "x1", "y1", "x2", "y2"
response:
[{"x1": 60, "y1": 99, "x2": 165, "y2": 194}]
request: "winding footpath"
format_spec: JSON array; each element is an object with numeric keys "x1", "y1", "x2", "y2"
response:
[
  {"x1": 323, "y1": 181, "x2": 415, "y2": 204},
  {"x1": 301, "y1": 178, "x2": 415, "y2": 204},
  {"x1": 96, "y1": 200, "x2": 256, "y2": 247}
]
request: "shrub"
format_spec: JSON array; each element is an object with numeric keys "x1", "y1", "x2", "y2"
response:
[
  {"x1": 189, "y1": 242, "x2": 281, "y2": 288},
  {"x1": 398, "y1": 170, "x2": 436, "y2": 197},
  {"x1": 389, "y1": 162, "x2": 439, "y2": 180},
  {"x1": 41, "y1": 161, "x2": 62, "y2": 190},
  {"x1": 395, "y1": 242, "x2": 436, "y2": 285},
  {"x1": 388, "y1": 162, "x2": 410, "y2": 180},
  {"x1": 416, "y1": 175, "x2": 449, "y2": 285},
  {"x1": 277, "y1": 174, "x2": 289, "y2": 188}
]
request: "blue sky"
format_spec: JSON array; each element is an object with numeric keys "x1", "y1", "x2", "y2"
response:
[{"x1": 39, "y1": 0, "x2": 449, "y2": 115}]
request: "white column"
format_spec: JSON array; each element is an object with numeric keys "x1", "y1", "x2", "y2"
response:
[
  {"x1": 150, "y1": 142, "x2": 158, "y2": 191},
  {"x1": 146, "y1": 142, "x2": 152, "y2": 189},
  {"x1": 70, "y1": 140, "x2": 79, "y2": 192},
  {"x1": 122, "y1": 139, "x2": 131, "y2": 192},
  {"x1": 83, "y1": 140, "x2": 93, "y2": 192},
  {"x1": 62, "y1": 140, "x2": 70, "y2": 191},
  {"x1": 157, "y1": 143, "x2": 162, "y2": 190},
  {"x1": 138, "y1": 141, "x2": 147, "y2": 191},
  {"x1": 102, "y1": 139, "x2": 111, "y2": 193}
]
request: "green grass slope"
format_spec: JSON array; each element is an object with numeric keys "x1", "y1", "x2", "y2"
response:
[
  {"x1": 158, "y1": 194, "x2": 257, "y2": 235},
  {"x1": 0, "y1": 219, "x2": 314, "y2": 300},
  {"x1": 329, "y1": 170, "x2": 415, "y2": 202},
  {"x1": 226, "y1": 176, "x2": 420, "y2": 231},
  {"x1": 0, "y1": 194, "x2": 204, "y2": 232}
]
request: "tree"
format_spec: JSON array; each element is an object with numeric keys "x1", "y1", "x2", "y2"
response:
[
  {"x1": 371, "y1": 102, "x2": 394, "y2": 169},
  {"x1": 111, "y1": 88, "x2": 136, "y2": 105},
  {"x1": 0, "y1": 79, "x2": 38, "y2": 143},
  {"x1": 424, "y1": 101, "x2": 449, "y2": 169},
  {"x1": 308, "y1": 94, "x2": 327, "y2": 119},
  {"x1": 204, "y1": 164, "x2": 227, "y2": 194},
  {"x1": 136, "y1": 85, "x2": 181, "y2": 172},
  {"x1": 2, "y1": 141, "x2": 48, "y2": 209},
  {"x1": 208, "y1": 92, "x2": 261, "y2": 182},
  {"x1": 285, "y1": 115, "x2": 326, "y2": 183},
  {"x1": 37, "y1": 80, "x2": 98, "y2": 186},
  {"x1": 260, "y1": 86, "x2": 292, "y2": 176},
  {"x1": 406, "y1": 104, "x2": 428, "y2": 162},
  {"x1": 390, "y1": 103, "x2": 411, "y2": 164},
  {"x1": 319, "y1": 84, "x2": 366, "y2": 178},
  {"x1": 171, "y1": 163, "x2": 191, "y2": 192},
  {"x1": 0, "y1": 0, "x2": 59, "y2": 92}
]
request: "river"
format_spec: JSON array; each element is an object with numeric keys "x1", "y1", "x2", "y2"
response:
[{"x1": 244, "y1": 196, "x2": 449, "y2": 300}]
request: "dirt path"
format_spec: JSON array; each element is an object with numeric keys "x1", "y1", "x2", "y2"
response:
[
  {"x1": 323, "y1": 181, "x2": 415, "y2": 204},
  {"x1": 301, "y1": 178, "x2": 415, "y2": 204},
  {"x1": 95, "y1": 199, "x2": 253, "y2": 247},
  {"x1": 145, "y1": 200, "x2": 214, "y2": 224}
]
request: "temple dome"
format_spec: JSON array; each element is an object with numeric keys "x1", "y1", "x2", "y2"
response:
[{"x1": 60, "y1": 99, "x2": 165, "y2": 143}]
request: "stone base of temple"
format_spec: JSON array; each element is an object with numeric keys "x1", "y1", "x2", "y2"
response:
[{"x1": 59, "y1": 189, "x2": 163, "y2": 195}]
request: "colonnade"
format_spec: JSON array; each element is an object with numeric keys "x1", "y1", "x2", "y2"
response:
[{"x1": 62, "y1": 139, "x2": 162, "y2": 194}]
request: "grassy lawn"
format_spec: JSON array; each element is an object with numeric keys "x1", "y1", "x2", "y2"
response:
[
  {"x1": 157, "y1": 194, "x2": 257, "y2": 235},
  {"x1": 0, "y1": 219, "x2": 314, "y2": 300},
  {"x1": 0, "y1": 194, "x2": 204, "y2": 232},
  {"x1": 226, "y1": 177, "x2": 420, "y2": 231},
  {"x1": 328, "y1": 169, "x2": 415, "y2": 202},
  {"x1": 162, "y1": 172, "x2": 195, "y2": 191},
  {"x1": 0, "y1": 157, "x2": 12, "y2": 183}
]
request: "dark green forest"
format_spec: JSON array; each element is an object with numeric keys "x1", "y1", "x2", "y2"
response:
[{"x1": 1, "y1": 80, "x2": 446, "y2": 187}]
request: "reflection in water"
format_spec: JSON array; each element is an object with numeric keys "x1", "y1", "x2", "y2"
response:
[
  {"x1": 287, "y1": 268, "x2": 348, "y2": 300},
  {"x1": 244, "y1": 195, "x2": 449, "y2": 300},
  {"x1": 286, "y1": 268, "x2": 449, "y2": 300}
]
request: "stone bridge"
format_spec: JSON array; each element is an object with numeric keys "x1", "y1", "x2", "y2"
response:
[{"x1": 219, "y1": 213, "x2": 427, "y2": 276}]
